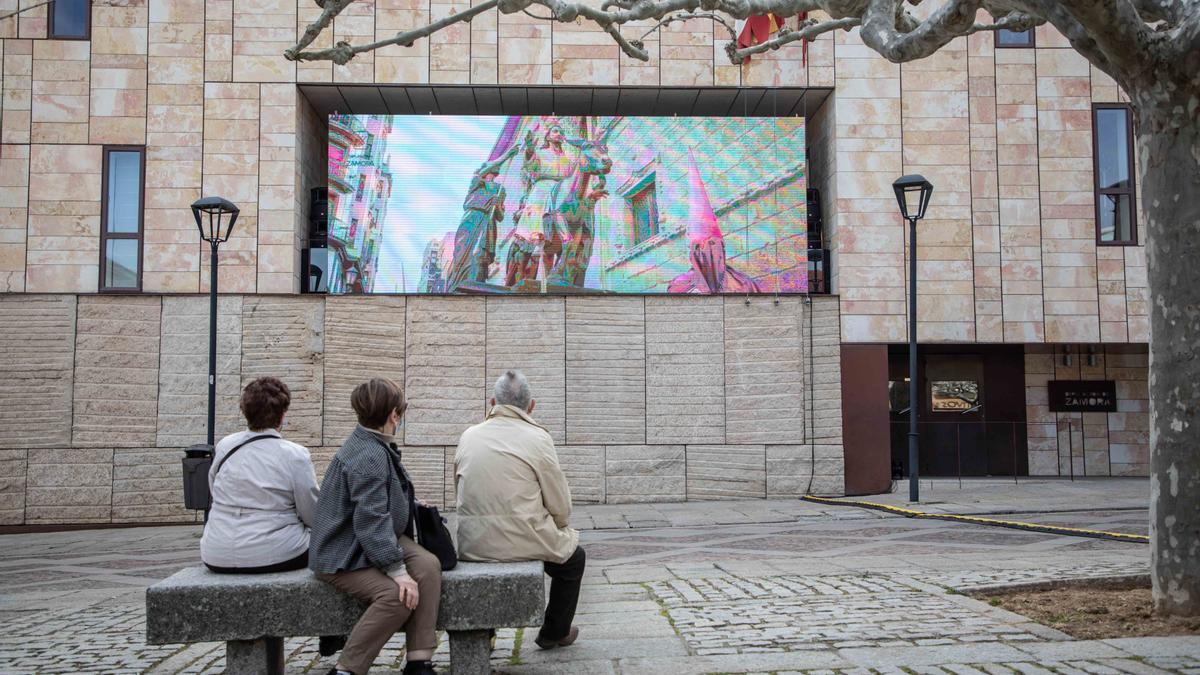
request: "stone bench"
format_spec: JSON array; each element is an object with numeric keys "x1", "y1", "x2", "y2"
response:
[{"x1": 146, "y1": 562, "x2": 544, "y2": 675}]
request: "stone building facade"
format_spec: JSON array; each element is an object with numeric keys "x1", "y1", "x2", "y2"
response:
[{"x1": 0, "y1": 1, "x2": 1149, "y2": 526}]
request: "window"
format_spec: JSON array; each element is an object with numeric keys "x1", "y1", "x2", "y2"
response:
[
  {"x1": 1093, "y1": 104, "x2": 1137, "y2": 245},
  {"x1": 355, "y1": 175, "x2": 365, "y2": 201},
  {"x1": 627, "y1": 179, "x2": 659, "y2": 246},
  {"x1": 49, "y1": 0, "x2": 90, "y2": 39},
  {"x1": 995, "y1": 28, "x2": 1034, "y2": 47},
  {"x1": 363, "y1": 132, "x2": 374, "y2": 157},
  {"x1": 99, "y1": 147, "x2": 144, "y2": 292}
]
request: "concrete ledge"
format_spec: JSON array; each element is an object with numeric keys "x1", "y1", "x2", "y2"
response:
[{"x1": 146, "y1": 561, "x2": 544, "y2": 645}]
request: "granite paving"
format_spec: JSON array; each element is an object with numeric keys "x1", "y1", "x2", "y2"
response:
[{"x1": 1, "y1": 478, "x2": 1195, "y2": 674}]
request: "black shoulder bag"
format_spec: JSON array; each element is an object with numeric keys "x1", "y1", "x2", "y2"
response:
[{"x1": 387, "y1": 448, "x2": 458, "y2": 570}]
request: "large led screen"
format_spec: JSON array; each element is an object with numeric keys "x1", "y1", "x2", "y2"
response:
[{"x1": 327, "y1": 115, "x2": 806, "y2": 294}]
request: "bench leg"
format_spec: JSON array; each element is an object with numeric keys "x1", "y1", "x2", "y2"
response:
[
  {"x1": 225, "y1": 636, "x2": 284, "y2": 675},
  {"x1": 447, "y1": 629, "x2": 492, "y2": 675}
]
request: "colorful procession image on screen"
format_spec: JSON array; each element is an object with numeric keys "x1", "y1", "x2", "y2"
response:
[{"x1": 326, "y1": 114, "x2": 807, "y2": 294}]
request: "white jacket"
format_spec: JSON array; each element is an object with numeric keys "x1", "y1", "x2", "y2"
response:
[
  {"x1": 454, "y1": 405, "x2": 578, "y2": 564},
  {"x1": 199, "y1": 429, "x2": 320, "y2": 568}
]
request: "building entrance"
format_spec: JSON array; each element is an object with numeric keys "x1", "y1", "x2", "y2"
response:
[{"x1": 888, "y1": 345, "x2": 1028, "y2": 478}]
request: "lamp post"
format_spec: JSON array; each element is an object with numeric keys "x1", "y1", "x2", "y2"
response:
[
  {"x1": 892, "y1": 175, "x2": 933, "y2": 503},
  {"x1": 192, "y1": 197, "x2": 240, "y2": 447}
]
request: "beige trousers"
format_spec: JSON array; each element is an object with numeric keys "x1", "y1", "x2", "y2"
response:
[{"x1": 318, "y1": 536, "x2": 441, "y2": 674}]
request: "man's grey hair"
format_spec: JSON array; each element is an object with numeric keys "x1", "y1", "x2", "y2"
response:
[{"x1": 494, "y1": 370, "x2": 532, "y2": 409}]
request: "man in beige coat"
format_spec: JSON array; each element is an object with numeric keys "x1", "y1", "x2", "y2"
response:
[{"x1": 454, "y1": 370, "x2": 584, "y2": 650}]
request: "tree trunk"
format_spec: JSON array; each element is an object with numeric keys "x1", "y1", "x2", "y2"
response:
[{"x1": 1140, "y1": 113, "x2": 1200, "y2": 617}]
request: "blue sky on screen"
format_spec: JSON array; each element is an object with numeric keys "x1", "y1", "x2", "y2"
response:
[{"x1": 374, "y1": 116, "x2": 510, "y2": 293}]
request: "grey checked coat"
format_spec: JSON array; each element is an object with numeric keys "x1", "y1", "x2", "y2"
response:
[{"x1": 309, "y1": 425, "x2": 415, "y2": 575}]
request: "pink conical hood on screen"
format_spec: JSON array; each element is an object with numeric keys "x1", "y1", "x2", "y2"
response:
[{"x1": 686, "y1": 151, "x2": 722, "y2": 243}]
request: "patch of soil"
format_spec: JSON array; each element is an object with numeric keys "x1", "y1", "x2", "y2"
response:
[{"x1": 980, "y1": 581, "x2": 1200, "y2": 639}]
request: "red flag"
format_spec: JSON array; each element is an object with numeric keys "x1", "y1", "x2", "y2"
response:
[{"x1": 737, "y1": 14, "x2": 809, "y2": 65}]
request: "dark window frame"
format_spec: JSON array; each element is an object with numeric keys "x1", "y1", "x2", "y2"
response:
[
  {"x1": 626, "y1": 176, "x2": 659, "y2": 246},
  {"x1": 98, "y1": 145, "x2": 145, "y2": 293},
  {"x1": 994, "y1": 27, "x2": 1035, "y2": 48},
  {"x1": 48, "y1": 0, "x2": 92, "y2": 40},
  {"x1": 1092, "y1": 102, "x2": 1138, "y2": 246}
]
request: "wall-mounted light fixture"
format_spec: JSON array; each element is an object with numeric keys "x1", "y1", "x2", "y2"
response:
[
  {"x1": 1063, "y1": 345, "x2": 1073, "y2": 367},
  {"x1": 1087, "y1": 345, "x2": 1098, "y2": 367}
]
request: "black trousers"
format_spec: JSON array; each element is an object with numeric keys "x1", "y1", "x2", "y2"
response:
[
  {"x1": 539, "y1": 546, "x2": 586, "y2": 641},
  {"x1": 204, "y1": 551, "x2": 308, "y2": 574}
]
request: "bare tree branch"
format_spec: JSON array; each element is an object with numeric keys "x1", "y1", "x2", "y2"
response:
[
  {"x1": 287, "y1": 0, "x2": 357, "y2": 60},
  {"x1": 730, "y1": 15, "x2": 860, "y2": 63},
  {"x1": 287, "y1": 0, "x2": 501, "y2": 64}
]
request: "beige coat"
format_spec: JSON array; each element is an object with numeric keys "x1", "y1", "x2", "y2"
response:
[{"x1": 454, "y1": 404, "x2": 579, "y2": 564}]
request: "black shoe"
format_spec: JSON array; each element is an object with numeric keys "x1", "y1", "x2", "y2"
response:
[
  {"x1": 402, "y1": 660, "x2": 437, "y2": 675},
  {"x1": 319, "y1": 635, "x2": 347, "y2": 657}
]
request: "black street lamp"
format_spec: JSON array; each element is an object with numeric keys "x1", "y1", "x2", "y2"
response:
[
  {"x1": 892, "y1": 174, "x2": 933, "y2": 503},
  {"x1": 192, "y1": 196, "x2": 240, "y2": 447}
]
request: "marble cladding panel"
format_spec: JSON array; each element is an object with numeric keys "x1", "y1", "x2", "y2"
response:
[
  {"x1": 995, "y1": 47, "x2": 1045, "y2": 343},
  {"x1": 605, "y1": 444, "x2": 684, "y2": 504},
  {"x1": 498, "y1": 9, "x2": 551, "y2": 85},
  {"x1": 2, "y1": 39, "x2": 33, "y2": 144},
  {"x1": 201, "y1": 82, "x2": 260, "y2": 293},
  {"x1": 71, "y1": 296, "x2": 162, "y2": 447},
  {"x1": 374, "y1": 0, "x2": 429, "y2": 84},
  {"x1": 25, "y1": 143, "x2": 102, "y2": 292},
  {"x1": 89, "y1": 1, "x2": 149, "y2": 145},
  {"x1": 0, "y1": 295, "x2": 76, "y2": 449},
  {"x1": 430, "y1": 0, "x2": 471, "y2": 83},
  {"x1": 469, "y1": 0, "x2": 498, "y2": 83},
  {"x1": 404, "y1": 297, "x2": 486, "y2": 445},
  {"x1": 258, "y1": 83, "x2": 299, "y2": 292},
  {"x1": 833, "y1": 28, "x2": 906, "y2": 344},
  {"x1": 232, "y1": 0, "x2": 297, "y2": 83},
  {"x1": 723, "y1": 296, "x2": 803, "y2": 445},
  {"x1": 322, "y1": 295, "x2": 406, "y2": 445},
  {"x1": 485, "y1": 297, "x2": 566, "y2": 443},
  {"x1": 31, "y1": 39, "x2": 90, "y2": 143},
  {"x1": 686, "y1": 444, "x2": 766, "y2": 500},
  {"x1": 1036, "y1": 47, "x2": 1099, "y2": 344},
  {"x1": 241, "y1": 296, "x2": 325, "y2": 446},
  {"x1": 25, "y1": 448, "x2": 113, "y2": 524},
  {"x1": 645, "y1": 296, "x2": 725, "y2": 445},
  {"x1": 967, "y1": 28, "x2": 1002, "y2": 342},
  {"x1": 113, "y1": 447, "x2": 197, "y2": 522},
  {"x1": 565, "y1": 297, "x2": 646, "y2": 445},
  {"x1": 156, "y1": 296, "x2": 244, "y2": 447},
  {"x1": 145, "y1": 0, "x2": 205, "y2": 293},
  {"x1": 333, "y1": 0, "x2": 375, "y2": 82},
  {"x1": 205, "y1": 0, "x2": 234, "y2": 82}
]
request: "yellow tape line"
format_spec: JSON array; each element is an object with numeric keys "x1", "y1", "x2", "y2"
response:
[{"x1": 801, "y1": 495, "x2": 1149, "y2": 543}]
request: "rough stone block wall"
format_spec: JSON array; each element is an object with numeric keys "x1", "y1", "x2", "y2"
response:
[
  {"x1": 241, "y1": 296, "x2": 325, "y2": 446},
  {"x1": 323, "y1": 295, "x2": 406, "y2": 444},
  {"x1": 0, "y1": 293, "x2": 845, "y2": 525},
  {"x1": 71, "y1": 296, "x2": 161, "y2": 447},
  {"x1": 404, "y1": 297, "x2": 486, "y2": 445}
]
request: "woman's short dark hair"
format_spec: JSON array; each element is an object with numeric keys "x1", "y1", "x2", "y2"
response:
[
  {"x1": 351, "y1": 378, "x2": 405, "y2": 430},
  {"x1": 240, "y1": 377, "x2": 291, "y2": 431}
]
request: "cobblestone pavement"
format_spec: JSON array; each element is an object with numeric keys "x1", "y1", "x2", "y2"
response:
[{"x1": 2, "y1": 479, "x2": 1197, "y2": 674}]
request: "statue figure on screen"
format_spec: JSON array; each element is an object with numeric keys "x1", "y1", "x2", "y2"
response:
[
  {"x1": 546, "y1": 121, "x2": 615, "y2": 286},
  {"x1": 667, "y1": 153, "x2": 763, "y2": 294},
  {"x1": 446, "y1": 146, "x2": 518, "y2": 291},
  {"x1": 507, "y1": 119, "x2": 578, "y2": 284}
]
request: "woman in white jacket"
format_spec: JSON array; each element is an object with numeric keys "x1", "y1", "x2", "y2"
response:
[{"x1": 200, "y1": 376, "x2": 320, "y2": 573}]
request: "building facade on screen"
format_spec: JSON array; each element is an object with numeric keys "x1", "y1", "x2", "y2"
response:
[{"x1": 0, "y1": 1, "x2": 1149, "y2": 526}]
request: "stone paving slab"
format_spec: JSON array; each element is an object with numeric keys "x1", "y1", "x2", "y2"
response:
[{"x1": 0, "y1": 483, "x2": 1186, "y2": 674}]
